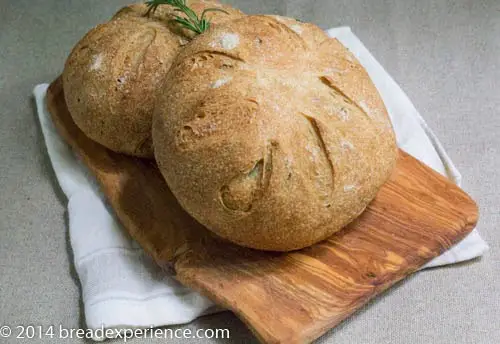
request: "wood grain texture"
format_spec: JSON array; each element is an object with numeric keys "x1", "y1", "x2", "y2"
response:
[{"x1": 47, "y1": 78, "x2": 478, "y2": 344}]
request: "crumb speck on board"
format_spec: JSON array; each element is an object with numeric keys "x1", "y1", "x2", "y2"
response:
[
  {"x1": 90, "y1": 54, "x2": 103, "y2": 71},
  {"x1": 211, "y1": 77, "x2": 232, "y2": 89}
]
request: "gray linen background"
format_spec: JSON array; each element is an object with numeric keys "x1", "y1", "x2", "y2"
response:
[{"x1": 0, "y1": 0, "x2": 498, "y2": 343}]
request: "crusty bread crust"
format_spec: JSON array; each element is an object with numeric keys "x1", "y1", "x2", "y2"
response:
[
  {"x1": 63, "y1": 1, "x2": 243, "y2": 158},
  {"x1": 153, "y1": 15, "x2": 398, "y2": 251}
]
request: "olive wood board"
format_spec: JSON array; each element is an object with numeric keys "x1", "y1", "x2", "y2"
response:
[{"x1": 47, "y1": 78, "x2": 478, "y2": 344}]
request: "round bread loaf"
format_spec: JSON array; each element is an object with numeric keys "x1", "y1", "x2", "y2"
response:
[
  {"x1": 63, "y1": 17, "x2": 178, "y2": 157},
  {"x1": 63, "y1": 1, "x2": 243, "y2": 158},
  {"x1": 153, "y1": 15, "x2": 398, "y2": 251}
]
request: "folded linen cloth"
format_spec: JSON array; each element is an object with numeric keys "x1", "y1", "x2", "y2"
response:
[{"x1": 33, "y1": 26, "x2": 488, "y2": 339}]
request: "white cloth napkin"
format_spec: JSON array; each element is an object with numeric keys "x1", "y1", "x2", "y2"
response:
[{"x1": 33, "y1": 26, "x2": 488, "y2": 338}]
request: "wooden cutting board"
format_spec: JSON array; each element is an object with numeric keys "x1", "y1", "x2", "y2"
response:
[{"x1": 47, "y1": 78, "x2": 478, "y2": 344}]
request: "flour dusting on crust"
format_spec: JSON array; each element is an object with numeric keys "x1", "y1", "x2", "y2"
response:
[{"x1": 90, "y1": 54, "x2": 103, "y2": 71}]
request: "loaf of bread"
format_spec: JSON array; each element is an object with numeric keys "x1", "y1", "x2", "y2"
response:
[
  {"x1": 153, "y1": 15, "x2": 398, "y2": 251},
  {"x1": 63, "y1": 1, "x2": 243, "y2": 158}
]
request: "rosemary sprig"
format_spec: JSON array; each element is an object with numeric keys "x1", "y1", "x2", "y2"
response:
[{"x1": 144, "y1": 0, "x2": 229, "y2": 34}]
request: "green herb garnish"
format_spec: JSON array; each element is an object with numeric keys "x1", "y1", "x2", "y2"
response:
[{"x1": 145, "y1": 0, "x2": 229, "y2": 34}]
